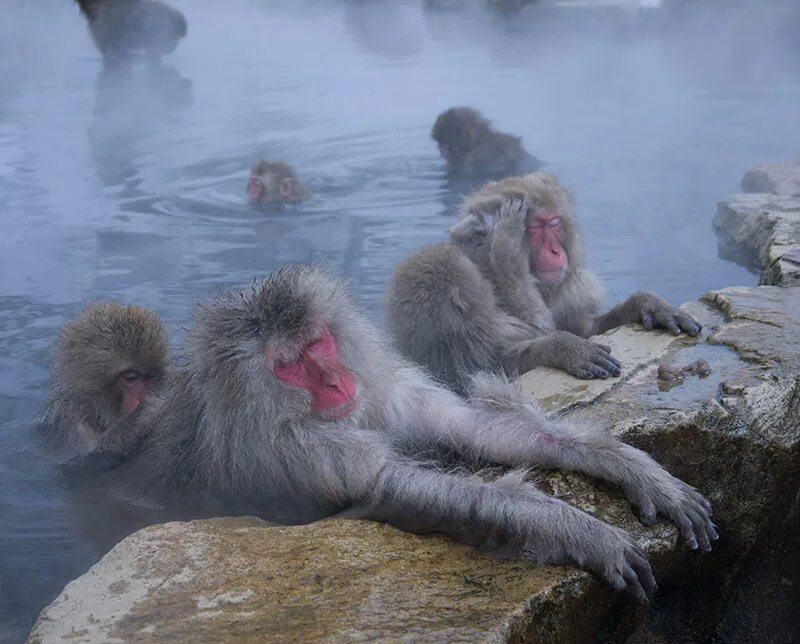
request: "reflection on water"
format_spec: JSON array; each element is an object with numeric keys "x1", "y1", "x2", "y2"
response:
[{"x1": 1, "y1": 0, "x2": 798, "y2": 639}]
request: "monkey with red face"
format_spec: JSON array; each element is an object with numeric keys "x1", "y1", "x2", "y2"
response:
[
  {"x1": 387, "y1": 173, "x2": 702, "y2": 395},
  {"x1": 247, "y1": 159, "x2": 312, "y2": 206},
  {"x1": 40, "y1": 302, "x2": 168, "y2": 464},
  {"x1": 118, "y1": 265, "x2": 715, "y2": 603}
]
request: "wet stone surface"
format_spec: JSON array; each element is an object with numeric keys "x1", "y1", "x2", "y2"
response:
[{"x1": 715, "y1": 162, "x2": 800, "y2": 286}]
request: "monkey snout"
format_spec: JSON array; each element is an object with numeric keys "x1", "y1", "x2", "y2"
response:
[{"x1": 322, "y1": 369, "x2": 342, "y2": 388}]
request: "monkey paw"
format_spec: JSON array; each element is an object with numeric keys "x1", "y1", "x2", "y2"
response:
[
  {"x1": 626, "y1": 472, "x2": 718, "y2": 552},
  {"x1": 490, "y1": 197, "x2": 532, "y2": 277},
  {"x1": 634, "y1": 292, "x2": 702, "y2": 336},
  {"x1": 546, "y1": 331, "x2": 622, "y2": 379},
  {"x1": 495, "y1": 196, "x2": 528, "y2": 226},
  {"x1": 574, "y1": 522, "x2": 657, "y2": 603}
]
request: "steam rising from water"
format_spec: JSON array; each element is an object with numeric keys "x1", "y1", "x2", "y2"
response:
[{"x1": 1, "y1": 0, "x2": 798, "y2": 640}]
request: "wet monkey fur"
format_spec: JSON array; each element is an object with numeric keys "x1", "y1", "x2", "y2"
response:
[
  {"x1": 121, "y1": 265, "x2": 715, "y2": 602},
  {"x1": 40, "y1": 302, "x2": 168, "y2": 463},
  {"x1": 247, "y1": 160, "x2": 312, "y2": 206},
  {"x1": 387, "y1": 173, "x2": 702, "y2": 395},
  {"x1": 432, "y1": 107, "x2": 542, "y2": 176}
]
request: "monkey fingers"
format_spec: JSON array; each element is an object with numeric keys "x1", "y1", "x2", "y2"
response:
[
  {"x1": 496, "y1": 196, "x2": 528, "y2": 226},
  {"x1": 636, "y1": 294, "x2": 702, "y2": 337},
  {"x1": 673, "y1": 311, "x2": 702, "y2": 336},
  {"x1": 588, "y1": 529, "x2": 656, "y2": 604},
  {"x1": 662, "y1": 309, "x2": 701, "y2": 336},
  {"x1": 633, "y1": 476, "x2": 717, "y2": 551},
  {"x1": 572, "y1": 343, "x2": 622, "y2": 379},
  {"x1": 491, "y1": 197, "x2": 529, "y2": 247},
  {"x1": 615, "y1": 545, "x2": 657, "y2": 604}
]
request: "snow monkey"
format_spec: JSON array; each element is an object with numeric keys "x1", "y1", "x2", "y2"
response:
[
  {"x1": 40, "y1": 302, "x2": 168, "y2": 463},
  {"x1": 247, "y1": 159, "x2": 312, "y2": 205},
  {"x1": 432, "y1": 106, "x2": 543, "y2": 175},
  {"x1": 123, "y1": 265, "x2": 714, "y2": 603},
  {"x1": 75, "y1": 0, "x2": 187, "y2": 66},
  {"x1": 387, "y1": 173, "x2": 702, "y2": 395}
]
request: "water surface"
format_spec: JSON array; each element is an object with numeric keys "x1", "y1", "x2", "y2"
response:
[{"x1": 2, "y1": 0, "x2": 798, "y2": 639}]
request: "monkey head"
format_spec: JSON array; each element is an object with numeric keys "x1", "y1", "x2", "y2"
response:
[
  {"x1": 431, "y1": 107, "x2": 490, "y2": 168},
  {"x1": 54, "y1": 302, "x2": 168, "y2": 421},
  {"x1": 459, "y1": 172, "x2": 582, "y2": 287},
  {"x1": 187, "y1": 266, "x2": 363, "y2": 425},
  {"x1": 247, "y1": 159, "x2": 311, "y2": 205}
]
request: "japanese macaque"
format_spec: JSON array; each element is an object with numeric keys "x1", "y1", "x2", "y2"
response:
[
  {"x1": 247, "y1": 160, "x2": 312, "y2": 205},
  {"x1": 386, "y1": 173, "x2": 702, "y2": 394},
  {"x1": 40, "y1": 302, "x2": 168, "y2": 463},
  {"x1": 432, "y1": 107, "x2": 542, "y2": 175},
  {"x1": 75, "y1": 0, "x2": 187, "y2": 66},
  {"x1": 126, "y1": 265, "x2": 715, "y2": 602}
]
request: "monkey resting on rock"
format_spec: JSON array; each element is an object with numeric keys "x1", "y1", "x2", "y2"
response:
[
  {"x1": 387, "y1": 172, "x2": 702, "y2": 395},
  {"x1": 113, "y1": 265, "x2": 715, "y2": 603}
]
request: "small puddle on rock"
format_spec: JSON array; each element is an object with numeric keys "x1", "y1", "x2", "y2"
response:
[{"x1": 640, "y1": 343, "x2": 742, "y2": 408}]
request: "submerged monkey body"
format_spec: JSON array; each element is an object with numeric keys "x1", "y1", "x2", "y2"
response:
[
  {"x1": 110, "y1": 265, "x2": 714, "y2": 602},
  {"x1": 388, "y1": 173, "x2": 701, "y2": 394},
  {"x1": 432, "y1": 107, "x2": 542, "y2": 177}
]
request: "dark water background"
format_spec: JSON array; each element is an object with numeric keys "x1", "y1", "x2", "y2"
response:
[{"x1": 1, "y1": 0, "x2": 798, "y2": 639}]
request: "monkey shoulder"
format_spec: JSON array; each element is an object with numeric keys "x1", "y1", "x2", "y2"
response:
[{"x1": 389, "y1": 245, "x2": 494, "y2": 311}]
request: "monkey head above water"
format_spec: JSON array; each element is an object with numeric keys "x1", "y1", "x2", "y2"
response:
[
  {"x1": 40, "y1": 302, "x2": 168, "y2": 463},
  {"x1": 123, "y1": 265, "x2": 715, "y2": 602},
  {"x1": 432, "y1": 106, "x2": 542, "y2": 176},
  {"x1": 247, "y1": 159, "x2": 312, "y2": 206},
  {"x1": 387, "y1": 172, "x2": 702, "y2": 394}
]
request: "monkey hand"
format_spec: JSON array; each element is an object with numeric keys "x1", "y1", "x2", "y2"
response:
[
  {"x1": 535, "y1": 513, "x2": 656, "y2": 603},
  {"x1": 489, "y1": 197, "x2": 531, "y2": 279},
  {"x1": 531, "y1": 331, "x2": 622, "y2": 379},
  {"x1": 622, "y1": 465, "x2": 717, "y2": 552},
  {"x1": 630, "y1": 292, "x2": 702, "y2": 336}
]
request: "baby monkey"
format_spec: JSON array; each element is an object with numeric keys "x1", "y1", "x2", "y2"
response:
[
  {"x1": 40, "y1": 302, "x2": 168, "y2": 464},
  {"x1": 247, "y1": 160, "x2": 312, "y2": 205}
]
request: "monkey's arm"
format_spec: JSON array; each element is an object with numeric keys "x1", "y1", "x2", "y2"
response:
[
  {"x1": 592, "y1": 292, "x2": 702, "y2": 337},
  {"x1": 510, "y1": 331, "x2": 621, "y2": 380},
  {"x1": 404, "y1": 377, "x2": 716, "y2": 551},
  {"x1": 487, "y1": 198, "x2": 556, "y2": 334},
  {"x1": 354, "y1": 453, "x2": 655, "y2": 602}
]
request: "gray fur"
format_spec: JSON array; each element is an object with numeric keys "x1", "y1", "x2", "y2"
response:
[
  {"x1": 76, "y1": 0, "x2": 187, "y2": 65},
  {"x1": 432, "y1": 107, "x2": 542, "y2": 175},
  {"x1": 387, "y1": 173, "x2": 701, "y2": 393},
  {"x1": 40, "y1": 302, "x2": 169, "y2": 463},
  {"x1": 126, "y1": 265, "x2": 715, "y2": 602}
]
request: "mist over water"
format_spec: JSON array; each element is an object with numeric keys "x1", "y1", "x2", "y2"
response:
[{"x1": 1, "y1": 0, "x2": 798, "y2": 639}]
